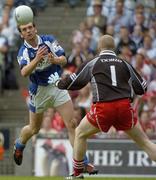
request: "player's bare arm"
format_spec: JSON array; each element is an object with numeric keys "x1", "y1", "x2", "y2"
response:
[
  {"x1": 21, "y1": 45, "x2": 48, "y2": 77},
  {"x1": 48, "y1": 52, "x2": 67, "y2": 66}
]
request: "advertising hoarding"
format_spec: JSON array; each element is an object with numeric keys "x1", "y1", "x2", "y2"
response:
[{"x1": 34, "y1": 138, "x2": 156, "y2": 177}]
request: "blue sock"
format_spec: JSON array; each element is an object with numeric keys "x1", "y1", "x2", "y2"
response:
[
  {"x1": 83, "y1": 155, "x2": 89, "y2": 165},
  {"x1": 15, "y1": 138, "x2": 25, "y2": 150}
]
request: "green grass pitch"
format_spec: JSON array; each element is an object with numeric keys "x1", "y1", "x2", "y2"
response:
[{"x1": 0, "y1": 177, "x2": 156, "y2": 180}]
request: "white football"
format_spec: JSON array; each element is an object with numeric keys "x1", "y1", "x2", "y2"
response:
[{"x1": 14, "y1": 5, "x2": 34, "y2": 25}]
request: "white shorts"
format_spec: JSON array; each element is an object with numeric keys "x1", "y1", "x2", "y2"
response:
[{"x1": 29, "y1": 84, "x2": 71, "y2": 113}]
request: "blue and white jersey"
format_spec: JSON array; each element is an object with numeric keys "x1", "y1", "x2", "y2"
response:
[{"x1": 17, "y1": 35, "x2": 65, "y2": 86}]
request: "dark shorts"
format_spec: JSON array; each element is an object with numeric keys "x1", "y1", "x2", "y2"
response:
[{"x1": 87, "y1": 98, "x2": 137, "y2": 132}]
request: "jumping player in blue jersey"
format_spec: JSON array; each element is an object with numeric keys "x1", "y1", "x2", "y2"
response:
[
  {"x1": 13, "y1": 21, "x2": 97, "y2": 175},
  {"x1": 13, "y1": 21, "x2": 74, "y2": 163}
]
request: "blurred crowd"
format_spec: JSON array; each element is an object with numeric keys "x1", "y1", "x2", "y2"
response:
[{"x1": 1, "y1": 0, "x2": 156, "y2": 139}]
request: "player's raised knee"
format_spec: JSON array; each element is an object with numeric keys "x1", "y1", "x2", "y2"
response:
[
  {"x1": 31, "y1": 127, "x2": 40, "y2": 135},
  {"x1": 75, "y1": 126, "x2": 87, "y2": 139},
  {"x1": 65, "y1": 119, "x2": 77, "y2": 130}
]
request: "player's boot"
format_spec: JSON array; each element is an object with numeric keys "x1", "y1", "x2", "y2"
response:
[
  {"x1": 71, "y1": 163, "x2": 98, "y2": 177},
  {"x1": 13, "y1": 139, "x2": 25, "y2": 165},
  {"x1": 65, "y1": 173, "x2": 84, "y2": 179},
  {"x1": 83, "y1": 163, "x2": 98, "y2": 175}
]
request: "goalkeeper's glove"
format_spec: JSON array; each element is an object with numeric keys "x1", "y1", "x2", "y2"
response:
[{"x1": 48, "y1": 72, "x2": 60, "y2": 86}]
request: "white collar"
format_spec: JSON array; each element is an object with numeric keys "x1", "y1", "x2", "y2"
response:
[
  {"x1": 24, "y1": 35, "x2": 42, "y2": 49},
  {"x1": 99, "y1": 50, "x2": 116, "y2": 56}
]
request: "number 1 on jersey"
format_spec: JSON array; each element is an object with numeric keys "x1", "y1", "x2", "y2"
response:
[{"x1": 110, "y1": 65, "x2": 117, "y2": 86}]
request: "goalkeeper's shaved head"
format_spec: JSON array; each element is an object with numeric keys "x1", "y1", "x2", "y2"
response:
[{"x1": 98, "y1": 35, "x2": 115, "y2": 52}]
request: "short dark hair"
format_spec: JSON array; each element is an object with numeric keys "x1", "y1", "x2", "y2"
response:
[{"x1": 17, "y1": 22, "x2": 36, "y2": 32}]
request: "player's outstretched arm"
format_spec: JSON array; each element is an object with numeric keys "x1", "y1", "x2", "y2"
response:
[{"x1": 48, "y1": 60, "x2": 92, "y2": 90}]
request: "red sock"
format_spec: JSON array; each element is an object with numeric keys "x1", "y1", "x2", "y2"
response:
[{"x1": 73, "y1": 158, "x2": 84, "y2": 176}]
